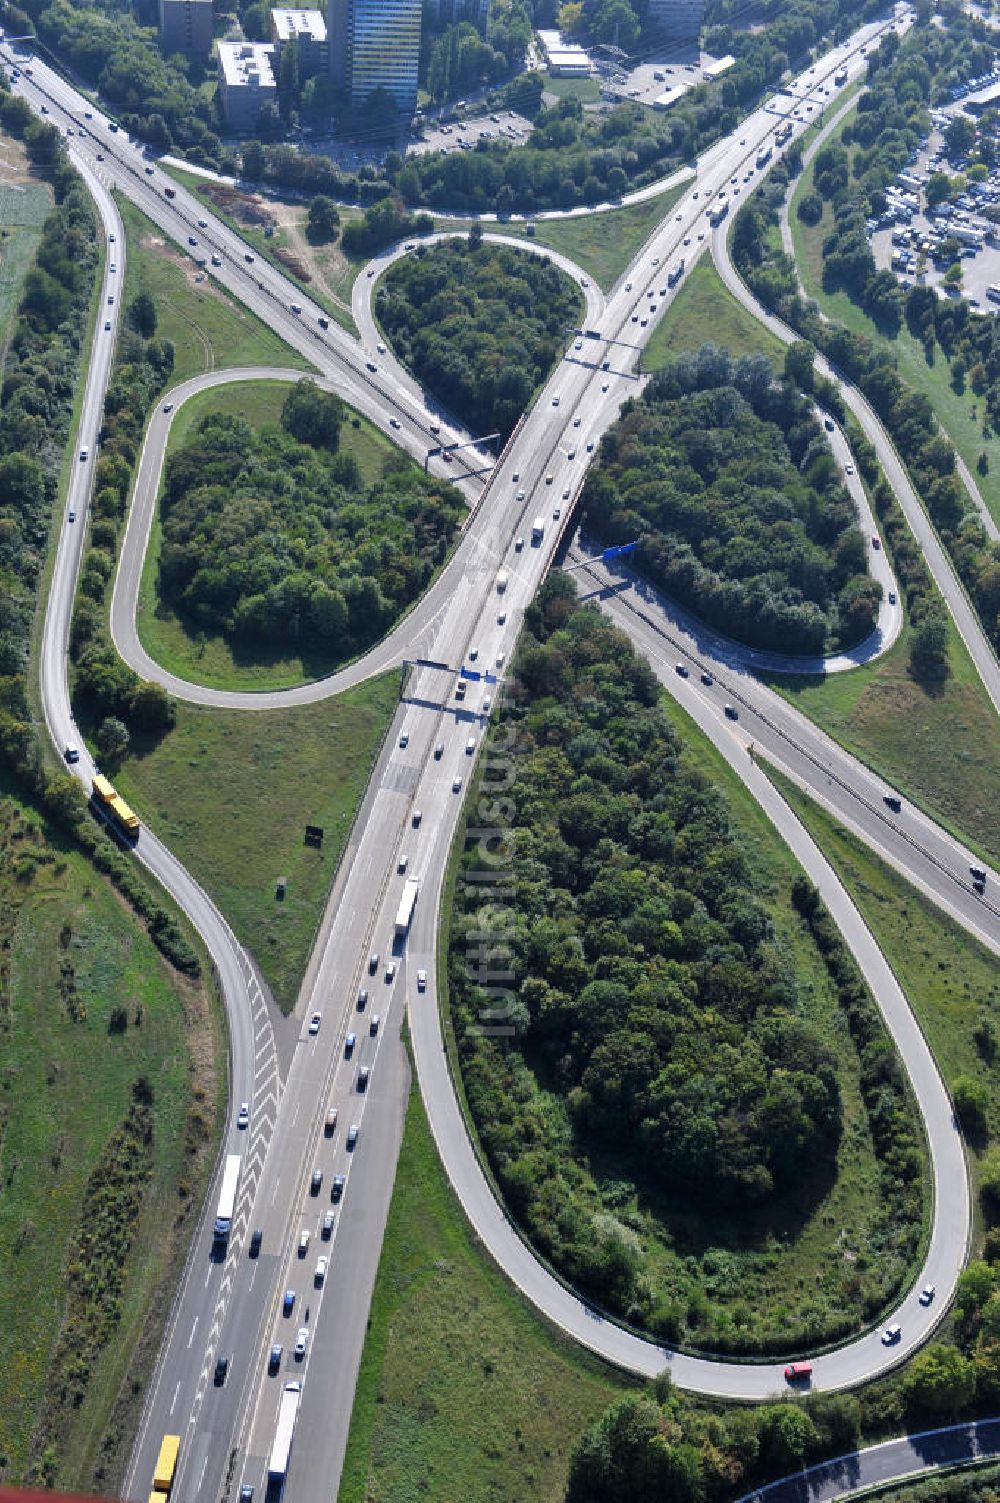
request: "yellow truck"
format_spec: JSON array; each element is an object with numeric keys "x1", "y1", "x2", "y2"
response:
[
  {"x1": 153, "y1": 1433, "x2": 180, "y2": 1494},
  {"x1": 92, "y1": 772, "x2": 140, "y2": 839}
]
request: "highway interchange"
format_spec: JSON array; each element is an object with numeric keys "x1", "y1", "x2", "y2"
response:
[{"x1": 5, "y1": 8, "x2": 1000, "y2": 1498}]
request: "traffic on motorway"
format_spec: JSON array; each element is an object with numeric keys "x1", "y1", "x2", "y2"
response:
[{"x1": 14, "y1": 6, "x2": 1000, "y2": 1497}]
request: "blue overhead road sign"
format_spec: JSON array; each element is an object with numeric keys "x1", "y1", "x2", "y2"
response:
[{"x1": 603, "y1": 541, "x2": 639, "y2": 561}]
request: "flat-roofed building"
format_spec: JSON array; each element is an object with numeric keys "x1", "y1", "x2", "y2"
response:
[
  {"x1": 270, "y1": 8, "x2": 329, "y2": 78},
  {"x1": 218, "y1": 41, "x2": 277, "y2": 130},
  {"x1": 329, "y1": 0, "x2": 421, "y2": 114},
  {"x1": 537, "y1": 29, "x2": 591, "y2": 77},
  {"x1": 159, "y1": 0, "x2": 213, "y2": 54}
]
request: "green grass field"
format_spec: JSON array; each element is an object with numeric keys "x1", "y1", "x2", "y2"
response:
[
  {"x1": 645, "y1": 253, "x2": 787, "y2": 368},
  {"x1": 133, "y1": 381, "x2": 447, "y2": 692},
  {"x1": 788, "y1": 113, "x2": 1000, "y2": 527},
  {"x1": 0, "y1": 793, "x2": 219, "y2": 1487},
  {"x1": 766, "y1": 766, "x2": 1000, "y2": 1148},
  {"x1": 488, "y1": 181, "x2": 687, "y2": 290},
  {"x1": 115, "y1": 675, "x2": 399, "y2": 1012},
  {"x1": 338, "y1": 1075, "x2": 638, "y2": 1503},
  {"x1": 0, "y1": 176, "x2": 51, "y2": 361},
  {"x1": 116, "y1": 197, "x2": 310, "y2": 383},
  {"x1": 768, "y1": 615, "x2": 1000, "y2": 869}
]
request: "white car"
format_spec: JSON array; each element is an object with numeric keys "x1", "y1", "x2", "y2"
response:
[
  {"x1": 385, "y1": 960, "x2": 396, "y2": 982},
  {"x1": 573, "y1": 415, "x2": 582, "y2": 427},
  {"x1": 417, "y1": 969, "x2": 428, "y2": 990},
  {"x1": 552, "y1": 395, "x2": 560, "y2": 406},
  {"x1": 453, "y1": 775, "x2": 463, "y2": 792},
  {"x1": 918, "y1": 1285, "x2": 935, "y2": 1305},
  {"x1": 237, "y1": 1102, "x2": 250, "y2": 1129},
  {"x1": 399, "y1": 731, "x2": 408, "y2": 748},
  {"x1": 308, "y1": 1013, "x2": 321, "y2": 1035},
  {"x1": 314, "y1": 1256, "x2": 328, "y2": 1285},
  {"x1": 294, "y1": 1328, "x2": 309, "y2": 1360}
]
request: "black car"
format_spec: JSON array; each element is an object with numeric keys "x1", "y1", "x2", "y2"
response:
[
  {"x1": 214, "y1": 1355, "x2": 229, "y2": 1386},
  {"x1": 675, "y1": 663, "x2": 689, "y2": 679},
  {"x1": 724, "y1": 704, "x2": 739, "y2": 721},
  {"x1": 331, "y1": 1174, "x2": 345, "y2": 1202},
  {"x1": 701, "y1": 672, "x2": 713, "y2": 687},
  {"x1": 883, "y1": 794, "x2": 902, "y2": 813},
  {"x1": 249, "y1": 1228, "x2": 262, "y2": 1258}
]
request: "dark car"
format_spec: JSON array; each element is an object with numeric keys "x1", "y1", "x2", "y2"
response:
[
  {"x1": 268, "y1": 1343, "x2": 282, "y2": 1374},
  {"x1": 675, "y1": 663, "x2": 689, "y2": 679},
  {"x1": 724, "y1": 704, "x2": 739, "y2": 720},
  {"x1": 283, "y1": 1289, "x2": 296, "y2": 1316},
  {"x1": 214, "y1": 1355, "x2": 229, "y2": 1386},
  {"x1": 249, "y1": 1228, "x2": 262, "y2": 1258},
  {"x1": 884, "y1": 794, "x2": 902, "y2": 813},
  {"x1": 357, "y1": 988, "x2": 368, "y2": 1011},
  {"x1": 357, "y1": 1066, "x2": 370, "y2": 1092},
  {"x1": 700, "y1": 672, "x2": 713, "y2": 687},
  {"x1": 331, "y1": 1174, "x2": 345, "y2": 1202}
]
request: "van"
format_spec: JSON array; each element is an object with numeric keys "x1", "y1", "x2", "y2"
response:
[
  {"x1": 496, "y1": 569, "x2": 509, "y2": 593},
  {"x1": 465, "y1": 736, "x2": 476, "y2": 754}
]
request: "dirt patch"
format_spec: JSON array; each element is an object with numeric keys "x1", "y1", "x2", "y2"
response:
[{"x1": 0, "y1": 132, "x2": 31, "y2": 184}]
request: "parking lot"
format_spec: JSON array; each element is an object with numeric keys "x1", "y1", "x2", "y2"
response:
[{"x1": 868, "y1": 75, "x2": 1000, "y2": 312}]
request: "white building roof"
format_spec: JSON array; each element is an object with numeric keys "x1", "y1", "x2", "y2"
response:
[
  {"x1": 537, "y1": 29, "x2": 590, "y2": 68},
  {"x1": 704, "y1": 53, "x2": 735, "y2": 79},
  {"x1": 271, "y1": 7, "x2": 327, "y2": 42},
  {"x1": 218, "y1": 41, "x2": 276, "y2": 89}
]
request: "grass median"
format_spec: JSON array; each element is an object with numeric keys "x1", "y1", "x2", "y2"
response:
[
  {"x1": 765, "y1": 615, "x2": 1000, "y2": 870},
  {"x1": 764, "y1": 762, "x2": 1000, "y2": 1148},
  {"x1": 116, "y1": 197, "x2": 311, "y2": 382},
  {"x1": 115, "y1": 674, "x2": 399, "y2": 1012},
  {"x1": 337, "y1": 1071, "x2": 638, "y2": 1503},
  {"x1": 645, "y1": 252, "x2": 787, "y2": 368}
]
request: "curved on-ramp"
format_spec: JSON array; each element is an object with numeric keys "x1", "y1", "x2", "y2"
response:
[{"x1": 28, "y1": 9, "x2": 985, "y2": 1412}]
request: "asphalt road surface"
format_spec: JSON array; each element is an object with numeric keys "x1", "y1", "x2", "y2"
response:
[{"x1": 17, "y1": 9, "x2": 1000, "y2": 1498}]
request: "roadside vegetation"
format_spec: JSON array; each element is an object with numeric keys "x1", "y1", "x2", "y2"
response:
[
  {"x1": 115, "y1": 199, "x2": 308, "y2": 383},
  {"x1": 446, "y1": 580, "x2": 926, "y2": 1357},
  {"x1": 646, "y1": 255, "x2": 787, "y2": 369},
  {"x1": 736, "y1": 28, "x2": 1000, "y2": 671},
  {"x1": 151, "y1": 383, "x2": 462, "y2": 675},
  {"x1": 377, "y1": 234, "x2": 583, "y2": 439},
  {"x1": 851, "y1": 1466, "x2": 1000, "y2": 1503},
  {"x1": 583, "y1": 345, "x2": 876, "y2": 655},
  {"x1": 764, "y1": 409, "x2": 1000, "y2": 867},
  {"x1": 115, "y1": 675, "x2": 399, "y2": 1012},
  {"x1": 787, "y1": 32, "x2": 998, "y2": 535},
  {"x1": 0, "y1": 793, "x2": 220, "y2": 1494}
]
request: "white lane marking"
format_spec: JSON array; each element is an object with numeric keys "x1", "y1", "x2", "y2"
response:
[
  {"x1": 169, "y1": 1381, "x2": 180, "y2": 1416},
  {"x1": 187, "y1": 1316, "x2": 199, "y2": 1348}
]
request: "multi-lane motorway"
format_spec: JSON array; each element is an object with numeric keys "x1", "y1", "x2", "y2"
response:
[{"x1": 8, "y1": 8, "x2": 1000, "y2": 1499}]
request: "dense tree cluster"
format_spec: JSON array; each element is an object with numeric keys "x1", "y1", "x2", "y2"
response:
[
  {"x1": 24, "y1": 0, "x2": 225, "y2": 166},
  {"x1": 734, "y1": 154, "x2": 981, "y2": 673},
  {"x1": 339, "y1": 195, "x2": 434, "y2": 258},
  {"x1": 393, "y1": 0, "x2": 877, "y2": 214},
  {"x1": 448, "y1": 585, "x2": 928, "y2": 1350},
  {"x1": 377, "y1": 238, "x2": 583, "y2": 440},
  {"x1": 583, "y1": 346, "x2": 875, "y2": 655},
  {"x1": 0, "y1": 98, "x2": 195, "y2": 973},
  {"x1": 71, "y1": 293, "x2": 177, "y2": 741},
  {"x1": 565, "y1": 1383, "x2": 865, "y2": 1503},
  {"x1": 154, "y1": 386, "x2": 463, "y2": 657}
]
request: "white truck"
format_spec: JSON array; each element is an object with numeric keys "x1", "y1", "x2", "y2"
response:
[
  {"x1": 268, "y1": 1381, "x2": 302, "y2": 1482},
  {"x1": 394, "y1": 877, "x2": 419, "y2": 938},
  {"x1": 213, "y1": 1153, "x2": 241, "y2": 1246},
  {"x1": 531, "y1": 516, "x2": 545, "y2": 544}
]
